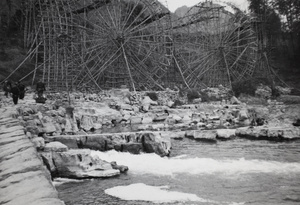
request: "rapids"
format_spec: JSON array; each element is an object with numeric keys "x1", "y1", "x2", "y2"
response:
[{"x1": 56, "y1": 138, "x2": 300, "y2": 205}]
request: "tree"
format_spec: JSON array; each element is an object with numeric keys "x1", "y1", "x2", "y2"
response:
[
  {"x1": 247, "y1": 0, "x2": 281, "y2": 46},
  {"x1": 270, "y1": 0, "x2": 300, "y2": 32}
]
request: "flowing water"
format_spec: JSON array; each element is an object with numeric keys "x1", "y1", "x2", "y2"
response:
[{"x1": 55, "y1": 138, "x2": 300, "y2": 205}]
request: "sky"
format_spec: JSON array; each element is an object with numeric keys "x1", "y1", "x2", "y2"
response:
[{"x1": 158, "y1": 0, "x2": 249, "y2": 12}]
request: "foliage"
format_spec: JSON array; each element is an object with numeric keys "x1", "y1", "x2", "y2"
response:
[
  {"x1": 145, "y1": 92, "x2": 158, "y2": 101},
  {"x1": 198, "y1": 91, "x2": 210, "y2": 102},
  {"x1": 247, "y1": 0, "x2": 300, "y2": 59},
  {"x1": 270, "y1": 0, "x2": 300, "y2": 33},
  {"x1": 171, "y1": 99, "x2": 184, "y2": 108},
  {"x1": 232, "y1": 77, "x2": 272, "y2": 97},
  {"x1": 247, "y1": 0, "x2": 281, "y2": 37},
  {"x1": 186, "y1": 89, "x2": 200, "y2": 103}
]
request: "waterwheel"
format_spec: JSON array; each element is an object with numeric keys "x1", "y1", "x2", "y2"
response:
[
  {"x1": 26, "y1": 0, "x2": 171, "y2": 91},
  {"x1": 172, "y1": 1, "x2": 258, "y2": 89}
]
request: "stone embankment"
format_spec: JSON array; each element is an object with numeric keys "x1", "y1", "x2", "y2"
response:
[{"x1": 0, "y1": 105, "x2": 65, "y2": 205}]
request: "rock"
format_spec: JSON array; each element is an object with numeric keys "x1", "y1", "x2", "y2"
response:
[
  {"x1": 191, "y1": 113, "x2": 204, "y2": 122},
  {"x1": 40, "y1": 152, "x2": 57, "y2": 173},
  {"x1": 185, "y1": 130, "x2": 217, "y2": 142},
  {"x1": 42, "y1": 122, "x2": 57, "y2": 134},
  {"x1": 80, "y1": 115, "x2": 94, "y2": 131},
  {"x1": 120, "y1": 143, "x2": 143, "y2": 154},
  {"x1": 181, "y1": 115, "x2": 191, "y2": 122},
  {"x1": 57, "y1": 106, "x2": 66, "y2": 117},
  {"x1": 91, "y1": 116, "x2": 102, "y2": 130},
  {"x1": 141, "y1": 96, "x2": 158, "y2": 112},
  {"x1": 31, "y1": 137, "x2": 45, "y2": 150},
  {"x1": 192, "y1": 98, "x2": 202, "y2": 104},
  {"x1": 137, "y1": 124, "x2": 151, "y2": 131},
  {"x1": 51, "y1": 149, "x2": 120, "y2": 178},
  {"x1": 18, "y1": 105, "x2": 37, "y2": 116},
  {"x1": 44, "y1": 141, "x2": 68, "y2": 152},
  {"x1": 208, "y1": 115, "x2": 220, "y2": 121},
  {"x1": 153, "y1": 114, "x2": 168, "y2": 122},
  {"x1": 255, "y1": 85, "x2": 272, "y2": 99},
  {"x1": 77, "y1": 135, "x2": 108, "y2": 151},
  {"x1": 110, "y1": 161, "x2": 129, "y2": 173},
  {"x1": 230, "y1": 96, "x2": 241, "y2": 105},
  {"x1": 293, "y1": 119, "x2": 300, "y2": 126},
  {"x1": 171, "y1": 114, "x2": 182, "y2": 123},
  {"x1": 236, "y1": 126, "x2": 300, "y2": 140},
  {"x1": 165, "y1": 116, "x2": 176, "y2": 124},
  {"x1": 64, "y1": 117, "x2": 75, "y2": 133},
  {"x1": 120, "y1": 103, "x2": 133, "y2": 111},
  {"x1": 142, "y1": 96, "x2": 158, "y2": 106},
  {"x1": 161, "y1": 131, "x2": 185, "y2": 140},
  {"x1": 26, "y1": 125, "x2": 42, "y2": 136},
  {"x1": 142, "y1": 116, "x2": 153, "y2": 124},
  {"x1": 275, "y1": 86, "x2": 291, "y2": 95},
  {"x1": 109, "y1": 88, "x2": 131, "y2": 98},
  {"x1": 142, "y1": 104, "x2": 150, "y2": 112},
  {"x1": 216, "y1": 129, "x2": 236, "y2": 140},
  {"x1": 130, "y1": 116, "x2": 142, "y2": 124},
  {"x1": 150, "y1": 123, "x2": 165, "y2": 131},
  {"x1": 167, "y1": 100, "x2": 174, "y2": 107},
  {"x1": 238, "y1": 109, "x2": 249, "y2": 121},
  {"x1": 137, "y1": 132, "x2": 171, "y2": 157}
]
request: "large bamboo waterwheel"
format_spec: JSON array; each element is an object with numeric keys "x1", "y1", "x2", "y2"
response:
[
  {"x1": 172, "y1": 1, "x2": 258, "y2": 89},
  {"x1": 26, "y1": 0, "x2": 171, "y2": 91}
]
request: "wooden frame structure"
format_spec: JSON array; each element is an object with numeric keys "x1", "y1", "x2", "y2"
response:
[{"x1": 23, "y1": 0, "x2": 260, "y2": 91}]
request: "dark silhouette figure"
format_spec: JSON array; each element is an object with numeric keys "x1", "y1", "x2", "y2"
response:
[
  {"x1": 3, "y1": 80, "x2": 12, "y2": 98},
  {"x1": 11, "y1": 83, "x2": 20, "y2": 105},
  {"x1": 17, "y1": 81, "x2": 26, "y2": 99},
  {"x1": 35, "y1": 80, "x2": 46, "y2": 103},
  {"x1": 36, "y1": 80, "x2": 46, "y2": 97}
]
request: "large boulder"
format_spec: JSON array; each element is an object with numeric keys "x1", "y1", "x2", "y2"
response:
[
  {"x1": 80, "y1": 115, "x2": 94, "y2": 131},
  {"x1": 185, "y1": 130, "x2": 217, "y2": 142},
  {"x1": 275, "y1": 86, "x2": 291, "y2": 95},
  {"x1": 120, "y1": 143, "x2": 144, "y2": 154},
  {"x1": 216, "y1": 129, "x2": 236, "y2": 140},
  {"x1": 141, "y1": 96, "x2": 158, "y2": 112},
  {"x1": 50, "y1": 149, "x2": 120, "y2": 178},
  {"x1": 44, "y1": 141, "x2": 68, "y2": 152},
  {"x1": 137, "y1": 132, "x2": 171, "y2": 157},
  {"x1": 255, "y1": 85, "x2": 272, "y2": 99}
]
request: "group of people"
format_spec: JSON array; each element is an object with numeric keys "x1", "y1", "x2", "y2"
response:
[
  {"x1": 3, "y1": 80, "x2": 26, "y2": 104},
  {"x1": 2, "y1": 80, "x2": 46, "y2": 105}
]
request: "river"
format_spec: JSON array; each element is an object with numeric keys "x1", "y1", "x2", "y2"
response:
[{"x1": 55, "y1": 138, "x2": 300, "y2": 205}]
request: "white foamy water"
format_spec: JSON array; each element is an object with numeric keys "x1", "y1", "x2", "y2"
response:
[
  {"x1": 105, "y1": 183, "x2": 216, "y2": 204},
  {"x1": 53, "y1": 177, "x2": 85, "y2": 186},
  {"x1": 92, "y1": 150, "x2": 300, "y2": 176}
]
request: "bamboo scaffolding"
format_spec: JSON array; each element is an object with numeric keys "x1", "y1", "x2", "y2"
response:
[{"x1": 23, "y1": 0, "x2": 263, "y2": 92}]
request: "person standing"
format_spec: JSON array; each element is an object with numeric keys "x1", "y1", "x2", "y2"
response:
[
  {"x1": 10, "y1": 82, "x2": 20, "y2": 105},
  {"x1": 17, "y1": 80, "x2": 26, "y2": 99},
  {"x1": 3, "y1": 80, "x2": 12, "y2": 98},
  {"x1": 36, "y1": 80, "x2": 46, "y2": 97}
]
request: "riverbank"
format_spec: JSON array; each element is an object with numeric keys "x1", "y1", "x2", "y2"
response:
[
  {"x1": 0, "y1": 104, "x2": 65, "y2": 205},
  {"x1": 1, "y1": 88, "x2": 300, "y2": 204}
]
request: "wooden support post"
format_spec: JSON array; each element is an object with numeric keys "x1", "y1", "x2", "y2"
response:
[{"x1": 121, "y1": 43, "x2": 136, "y2": 93}]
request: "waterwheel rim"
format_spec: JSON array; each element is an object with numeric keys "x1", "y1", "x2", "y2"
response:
[
  {"x1": 172, "y1": 1, "x2": 258, "y2": 88},
  {"x1": 67, "y1": 0, "x2": 171, "y2": 91}
]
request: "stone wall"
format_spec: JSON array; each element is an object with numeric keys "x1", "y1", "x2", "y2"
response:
[{"x1": 0, "y1": 106, "x2": 65, "y2": 205}]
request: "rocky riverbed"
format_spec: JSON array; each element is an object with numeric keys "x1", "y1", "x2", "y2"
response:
[{"x1": 0, "y1": 87, "x2": 300, "y2": 204}]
